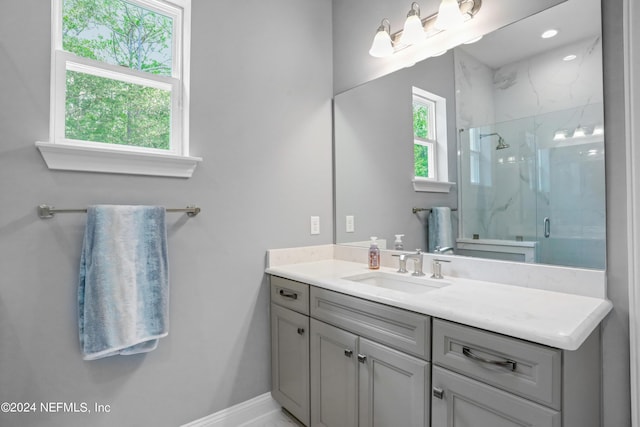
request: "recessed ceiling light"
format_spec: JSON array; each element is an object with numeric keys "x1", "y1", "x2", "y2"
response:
[
  {"x1": 541, "y1": 29, "x2": 558, "y2": 39},
  {"x1": 563, "y1": 54, "x2": 577, "y2": 61}
]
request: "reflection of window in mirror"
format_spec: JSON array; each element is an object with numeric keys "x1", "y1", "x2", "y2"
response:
[
  {"x1": 413, "y1": 94, "x2": 437, "y2": 179},
  {"x1": 411, "y1": 87, "x2": 453, "y2": 193},
  {"x1": 469, "y1": 129, "x2": 492, "y2": 187}
]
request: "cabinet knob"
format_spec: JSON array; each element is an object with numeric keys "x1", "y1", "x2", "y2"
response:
[
  {"x1": 357, "y1": 354, "x2": 367, "y2": 363},
  {"x1": 297, "y1": 328, "x2": 305, "y2": 335},
  {"x1": 344, "y1": 349, "x2": 353, "y2": 358},
  {"x1": 433, "y1": 387, "x2": 444, "y2": 400}
]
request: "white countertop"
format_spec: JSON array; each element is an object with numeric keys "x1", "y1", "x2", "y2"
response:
[{"x1": 266, "y1": 259, "x2": 613, "y2": 351}]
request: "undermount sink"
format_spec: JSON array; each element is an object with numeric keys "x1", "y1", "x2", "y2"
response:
[{"x1": 342, "y1": 271, "x2": 449, "y2": 294}]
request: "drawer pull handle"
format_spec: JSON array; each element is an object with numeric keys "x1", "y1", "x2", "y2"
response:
[
  {"x1": 279, "y1": 289, "x2": 298, "y2": 300},
  {"x1": 344, "y1": 349, "x2": 353, "y2": 358},
  {"x1": 462, "y1": 347, "x2": 517, "y2": 372},
  {"x1": 297, "y1": 328, "x2": 305, "y2": 335},
  {"x1": 432, "y1": 387, "x2": 444, "y2": 400},
  {"x1": 357, "y1": 354, "x2": 367, "y2": 363}
]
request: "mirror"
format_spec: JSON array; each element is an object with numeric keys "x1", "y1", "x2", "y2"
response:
[{"x1": 334, "y1": 0, "x2": 605, "y2": 270}]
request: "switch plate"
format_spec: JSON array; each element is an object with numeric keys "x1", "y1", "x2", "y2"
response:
[
  {"x1": 310, "y1": 216, "x2": 320, "y2": 235},
  {"x1": 346, "y1": 215, "x2": 355, "y2": 233}
]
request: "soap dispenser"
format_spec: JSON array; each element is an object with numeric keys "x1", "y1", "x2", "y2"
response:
[
  {"x1": 368, "y1": 237, "x2": 380, "y2": 270},
  {"x1": 394, "y1": 234, "x2": 405, "y2": 250}
]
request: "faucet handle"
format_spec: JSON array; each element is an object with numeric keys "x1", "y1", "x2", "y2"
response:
[{"x1": 430, "y1": 258, "x2": 451, "y2": 279}]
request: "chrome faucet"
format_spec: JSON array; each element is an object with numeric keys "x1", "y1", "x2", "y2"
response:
[
  {"x1": 434, "y1": 246, "x2": 455, "y2": 254},
  {"x1": 392, "y1": 253, "x2": 409, "y2": 273},
  {"x1": 431, "y1": 258, "x2": 451, "y2": 279},
  {"x1": 404, "y1": 250, "x2": 425, "y2": 276}
]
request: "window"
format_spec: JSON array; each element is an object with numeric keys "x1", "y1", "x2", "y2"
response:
[
  {"x1": 413, "y1": 95, "x2": 437, "y2": 179},
  {"x1": 37, "y1": 0, "x2": 200, "y2": 178},
  {"x1": 411, "y1": 87, "x2": 453, "y2": 192},
  {"x1": 469, "y1": 128, "x2": 492, "y2": 187}
]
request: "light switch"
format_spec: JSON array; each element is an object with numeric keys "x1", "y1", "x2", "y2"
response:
[
  {"x1": 346, "y1": 215, "x2": 355, "y2": 233},
  {"x1": 310, "y1": 216, "x2": 320, "y2": 235}
]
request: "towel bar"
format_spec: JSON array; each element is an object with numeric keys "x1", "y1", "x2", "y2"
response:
[
  {"x1": 412, "y1": 207, "x2": 458, "y2": 214},
  {"x1": 37, "y1": 204, "x2": 201, "y2": 219}
]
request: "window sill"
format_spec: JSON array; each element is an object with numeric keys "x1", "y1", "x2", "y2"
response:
[
  {"x1": 36, "y1": 142, "x2": 202, "y2": 178},
  {"x1": 412, "y1": 178, "x2": 455, "y2": 193}
]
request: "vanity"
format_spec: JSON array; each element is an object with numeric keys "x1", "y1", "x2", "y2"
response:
[{"x1": 266, "y1": 245, "x2": 612, "y2": 427}]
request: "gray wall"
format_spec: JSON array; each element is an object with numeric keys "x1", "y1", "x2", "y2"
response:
[
  {"x1": 0, "y1": 1, "x2": 333, "y2": 426},
  {"x1": 602, "y1": 0, "x2": 632, "y2": 425},
  {"x1": 332, "y1": 0, "x2": 632, "y2": 425}
]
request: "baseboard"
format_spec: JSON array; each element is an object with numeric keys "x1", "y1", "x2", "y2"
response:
[{"x1": 181, "y1": 392, "x2": 280, "y2": 427}]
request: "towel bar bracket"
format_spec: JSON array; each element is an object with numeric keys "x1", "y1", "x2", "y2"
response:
[{"x1": 37, "y1": 204, "x2": 201, "y2": 219}]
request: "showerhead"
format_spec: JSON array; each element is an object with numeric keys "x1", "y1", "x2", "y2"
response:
[{"x1": 479, "y1": 132, "x2": 510, "y2": 150}]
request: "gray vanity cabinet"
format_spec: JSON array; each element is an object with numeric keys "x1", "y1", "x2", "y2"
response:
[
  {"x1": 309, "y1": 318, "x2": 429, "y2": 427},
  {"x1": 270, "y1": 277, "x2": 311, "y2": 426},
  {"x1": 310, "y1": 318, "x2": 358, "y2": 427},
  {"x1": 358, "y1": 338, "x2": 429, "y2": 427},
  {"x1": 309, "y1": 287, "x2": 430, "y2": 427},
  {"x1": 431, "y1": 318, "x2": 602, "y2": 427},
  {"x1": 431, "y1": 366, "x2": 560, "y2": 427}
]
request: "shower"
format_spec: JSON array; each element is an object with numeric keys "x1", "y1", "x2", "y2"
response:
[{"x1": 480, "y1": 132, "x2": 510, "y2": 150}]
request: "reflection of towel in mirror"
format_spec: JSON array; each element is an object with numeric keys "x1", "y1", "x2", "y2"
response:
[
  {"x1": 428, "y1": 207, "x2": 453, "y2": 252},
  {"x1": 78, "y1": 205, "x2": 169, "y2": 360}
]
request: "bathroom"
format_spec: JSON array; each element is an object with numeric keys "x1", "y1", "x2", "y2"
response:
[{"x1": 0, "y1": 0, "x2": 635, "y2": 426}]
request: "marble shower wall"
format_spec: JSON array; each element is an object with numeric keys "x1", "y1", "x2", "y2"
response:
[{"x1": 456, "y1": 37, "x2": 605, "y2": 269}]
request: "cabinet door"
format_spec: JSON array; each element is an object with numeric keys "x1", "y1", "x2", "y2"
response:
[
  {"x1": 310, "y1": 319, "x2": 358, "y2": 427},
  {"x1": 358, "y1": 338, "x2": 429, "y2": 427},
  {"x1": 431, "y1": 366, "x2": 560, "y2": 427},
  {"x1": 271, "y1": 303, "x2": 310, "y2": 426}
]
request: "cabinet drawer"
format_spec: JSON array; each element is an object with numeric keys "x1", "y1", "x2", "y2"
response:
[
  {"x1": 433, "y1": 319, "x2": 561, "y2": 410},
  {"x1": 270, "y1": 276, "x2": 309, "y2": 315},
  {"x1": 310, "y1": 287, "x2": 430, "y2": 360}
]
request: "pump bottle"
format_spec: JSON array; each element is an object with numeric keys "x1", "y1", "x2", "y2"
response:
[{"x1": 368, "y1": 237, "x2": 380, "y2": 269}]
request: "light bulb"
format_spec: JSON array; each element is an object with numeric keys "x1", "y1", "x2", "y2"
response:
[{"x1": 434, "y1": 0, "x2": 465, "y2": 31}]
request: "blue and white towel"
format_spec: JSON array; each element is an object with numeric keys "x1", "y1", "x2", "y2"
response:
[
  {"x1": 78, "y1": 205, "x2": 169, "y2": 360},
  {"x1": 428, "y1": 207, "x2": 453, "y2": 252}
]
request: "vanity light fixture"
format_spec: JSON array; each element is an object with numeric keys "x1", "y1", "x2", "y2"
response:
[
  {"x1": 369, "y1": 0, "x2": 482, "y2": 58},
  {"x1": 553, "y1": 125, "x2": 604, "y2": 142},
  {"x1": 369, "y1": 19, "x2": 394, "y2": 57},
  {"x1": 573, "y1": 126, "x2": 587, "y2": 138},
  {"x1": 400, "y1": 3, "x2": 426, "y2": 45},
  {"x1": 541, "y1": 29, "x2": 558, "y2": 39},
  {"x1": 434, "y1": 0, "x2": 466, "y2": 30},
  {"x1": 553, "y1": 130, "x2": 569, "y2": 141}
]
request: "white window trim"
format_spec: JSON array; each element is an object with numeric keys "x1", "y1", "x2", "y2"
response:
[
  {"x1": 412, "y1": 87, "x2": 455, "y2": 193},
  {"x1": 37, "y1": 0, "x2": 201, "y2": 178}
]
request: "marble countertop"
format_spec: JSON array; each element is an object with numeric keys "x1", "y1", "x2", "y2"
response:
[{"x1": 266, "y1": 259, "x2": 612, "y2": 351}]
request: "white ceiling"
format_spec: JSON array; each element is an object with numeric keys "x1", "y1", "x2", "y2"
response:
[{"x1": 458, "y1": 0, "x2": 601, "y2": 68}]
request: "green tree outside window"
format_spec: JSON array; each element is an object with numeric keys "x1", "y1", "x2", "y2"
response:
[{"x1": 62, "y1": 0, "x2": 173, "y2": 149}]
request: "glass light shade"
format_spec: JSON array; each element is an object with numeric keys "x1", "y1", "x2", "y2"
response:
[
  {"x1": 369, "y1": 29, "x2": 394, "y2": 57},
  {"x1": 400, "y1": 14, "x2": 425, "y2": 45},
  {"x1": 573, "y1": 127, "x2": 587, "y2": 138},
  {"x1": 434, "y1": 0, "x2": 465, "y2": 30}
]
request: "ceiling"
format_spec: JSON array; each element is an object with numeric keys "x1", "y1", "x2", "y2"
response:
[{"x1": 458, "y1": 0, "x2": 601, "y2": 68}]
